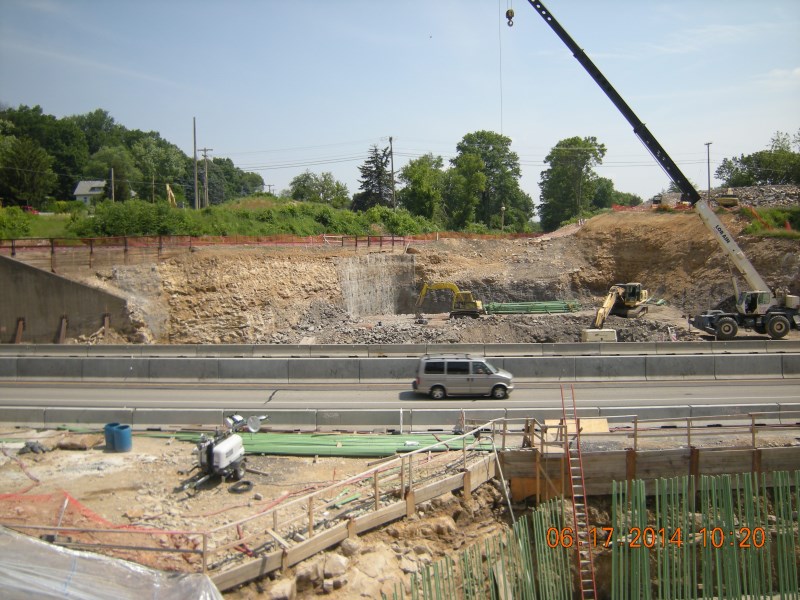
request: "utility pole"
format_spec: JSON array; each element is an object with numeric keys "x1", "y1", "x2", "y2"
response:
[
  {"x1": 389, "y1": 136, "x2": 396, "y2": 209},
  {"x1": 266, "y1": 184, "x2": 275, "y2": 195},
  {"x1": 199, "y1": 147, "x2": 213, "y2": 208},
  {"x1": 705, "y1": 141, "x2": 712, "y2": 201},
  {"x1": 193, "y1": 118, "x2": 198, "y2": 210}
]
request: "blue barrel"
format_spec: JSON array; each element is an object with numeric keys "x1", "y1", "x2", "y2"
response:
[
  {"x1": 104, "y1": 422, "x2": 120, "y2": 451},
  {"x1": 113, "y1": 424, "x2": 132, "y2": 452}
]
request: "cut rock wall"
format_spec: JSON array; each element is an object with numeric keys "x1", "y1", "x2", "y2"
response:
[{"x1": 337, "y1": 254, "x2": 416, "y2": 317}]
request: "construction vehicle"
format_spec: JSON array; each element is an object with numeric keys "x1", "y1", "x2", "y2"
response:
[
  {"x1": 716, "y1": 189, "x2": 739, "y2": 208},
  {"x1": 414, "y1": 282, "x2": 484, "y2": 319},
  {"x1": 525, "y1": 1, "x2": 799, "y2": 341},
  {"x1": 592, "y1": 283, "x2": 649, "y2": 329}
]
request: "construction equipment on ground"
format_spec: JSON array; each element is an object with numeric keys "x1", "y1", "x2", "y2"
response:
[
  {"x1": 166, "y1": 183, "x2": 177, "y2": 207},
  {"x1": 414, "y1": 282, "x2": 484, "y2": 320},
  {"x1": 526, "y1": 0, "x2": 799, "y2": 341},
  {"x1": 592, "y1": 283, "x2": 649, "y2": 329},
  {"x1": 716, "y1": 189, "x2": 739, "y2": 207}
]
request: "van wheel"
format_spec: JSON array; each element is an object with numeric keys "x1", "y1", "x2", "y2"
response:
[
  {"x1": 429, "y1": 386, "x2": 446, "y2": 400},
  {"x1": 491, "y1": 386, "x2": 508, "y2": 400}
]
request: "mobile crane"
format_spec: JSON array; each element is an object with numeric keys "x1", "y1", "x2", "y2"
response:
[{"x1": 522, "y1": 1, "x2": 799, "y2": 340}]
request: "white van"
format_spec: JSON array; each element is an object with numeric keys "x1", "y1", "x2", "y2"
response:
[{"x1": 412, "y1": 354, "x2": 514, "y2": 399}]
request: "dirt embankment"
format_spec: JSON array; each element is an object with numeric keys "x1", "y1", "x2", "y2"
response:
[{"x1": 76, "y1": 197, "x2": 800, "y2": 346}]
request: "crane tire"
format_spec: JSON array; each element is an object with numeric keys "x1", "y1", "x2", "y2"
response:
[
  {"x1": 766, "y1": 315, "x2": 790, "y2": 339},
  {"x1": 715, "y1": 317, "x2": 738, "y2": 341}
]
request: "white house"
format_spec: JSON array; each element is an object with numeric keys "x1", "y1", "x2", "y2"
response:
[{"x1": 73, "y1": 180, "x2": 106, "y2": 205}]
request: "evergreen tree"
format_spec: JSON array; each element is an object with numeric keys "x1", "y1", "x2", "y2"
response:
[{"x1": 352, "y1": 145, "x2": 393, "y2": 211}]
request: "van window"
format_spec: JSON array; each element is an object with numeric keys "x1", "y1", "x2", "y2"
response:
[
  {"x1": 424, "y1": 361, "x2": 445, "y2": 375},
  {"x1": 447, "y1": 361, "x2": 469, "y2": 375},
  {"x1": 472, "y1": 362, "x2": 490, "y2": 375}
]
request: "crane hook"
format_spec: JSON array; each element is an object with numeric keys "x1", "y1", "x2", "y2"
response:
[{"x1": 505, "y1": 8, "x2": 514, "y2": 27}]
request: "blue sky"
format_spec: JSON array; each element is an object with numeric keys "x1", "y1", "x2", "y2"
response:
[{"x1": 1, "y1": 0, "x2": 798, "y2": 205}]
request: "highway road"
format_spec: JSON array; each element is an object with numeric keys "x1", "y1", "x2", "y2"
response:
[{"x1": 2, "y1": 380, "x2": 798, "y2": 412}]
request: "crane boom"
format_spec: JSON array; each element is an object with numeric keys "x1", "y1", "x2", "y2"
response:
[{"x1": 527, "y1": 0, "x2": 773, "y2": 297}]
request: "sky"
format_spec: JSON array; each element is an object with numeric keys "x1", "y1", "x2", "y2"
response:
[{"x1": 1, "y1": 0, "x2": 799, "y2": 207}]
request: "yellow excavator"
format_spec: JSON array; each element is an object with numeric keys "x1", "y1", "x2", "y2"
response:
[
  {"x1": 415, "y1": 282, "x2": 484, "y2": 319},
  {"x1": 592, "y1": 282, "x2": 649, "y2": 329}
]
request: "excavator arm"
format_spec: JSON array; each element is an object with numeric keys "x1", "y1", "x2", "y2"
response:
[{"x1": 593, "y1": 288, "x2": 619, "y2": 329}]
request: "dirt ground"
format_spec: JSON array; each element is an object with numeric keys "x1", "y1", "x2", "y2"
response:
[{"x1": 2, "y1": 424, "x2": 798, "y2": 598}]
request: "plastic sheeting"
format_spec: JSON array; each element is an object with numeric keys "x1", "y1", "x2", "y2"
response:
[{"x1": 0, "y1": 526, "x2": 223, "y2": 600}]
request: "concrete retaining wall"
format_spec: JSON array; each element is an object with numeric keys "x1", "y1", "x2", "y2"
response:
[{"x1": 0, "y1": 255, "x2": 131, "y2": 344}]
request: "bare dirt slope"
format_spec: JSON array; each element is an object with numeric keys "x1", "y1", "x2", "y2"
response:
[{"x1": 79, "y1": 198, "x2": 800, "y2": 345}]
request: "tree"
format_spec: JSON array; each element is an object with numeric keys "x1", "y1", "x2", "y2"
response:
[
  {"x1": 453, "y1": 131, "x2": 533, "y2": 230},
  {"x1": 86, "y1": 146, "x2": 142, "y2": 202},
  {"x1": 352, "y1": 145, "x2": 393, "y2": 212},
  {"x1": 289, "y1": 171, "x2": 349, "y2": 208},
  {"x1": 130, "y1": 135, "x2": 187, "y2": 201},
  {"x1": 715, "y1": 130, "x2": 800, "y2": 186},
  {"x1": 0, "y1": 137, "x2": 58, "y2": 207},
  {"x1": 67, "y1": 109, "x2": 122, "y2": 155},
  {"x1": 442, "y1": 153, "x2": 486, "y2": 229},
  {"x1": 538, "y1": 136, "x2": 606, "y2": 231},
  {"x1": 398, "y1": 154, "x2": 445, "y2": 224}
]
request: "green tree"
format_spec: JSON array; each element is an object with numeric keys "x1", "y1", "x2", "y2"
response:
[
  {"x1": 86, "y1": 146, "x2": 142, "y2": 202},
  {"x1": 0, "y1": 137, "x2": 58, "y2": 207},
  {"x1": 715, "y1": 130, "x2": 800, "y2": 186},
  {"x1": 289, "y1": 171, "x2": 350, "y2": 208},
  {"x1": 130, "y1": 135, "x2": 187, "y2": 201},
  {"x1": 453, "y1": 130, "x2": 533, "y2": 230},
  {"x1": 442, "y1": 153, "x2": 486, "y2": 229},
  {"x1": 67, "y1": 109, "x2": 123, "y2": 155},
  {"x1": 538, "y1": 136, "x2": 606, "y2": 231},
  {"x1": 0, "y1": 206, "x2": 32, "y2": 237},
  {"x1": 352, "y1": 145, "x2": 393, "y2": 212},
  {"x1": 398, "y1": 153, "x2": 445, "y2": 225}
]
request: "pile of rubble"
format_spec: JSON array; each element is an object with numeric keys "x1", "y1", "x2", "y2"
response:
[{"x1": 655, "y1": 184, "x2": 800, "y2": 208}]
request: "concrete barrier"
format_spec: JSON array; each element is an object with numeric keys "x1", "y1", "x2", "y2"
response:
[
  {"x1": 310, "y1": 344, "x2": 369, "y2": 357},
  {"x1": 598, "y1": 405, "x2": 691, "y2": 420},
  {"x1": 689, "y1": 403, "x2": 779, "y2": 418},
  {"x1": 767, "y1": 340, "x2": 800, "y2": 353},
  {"x1": 316, "y1": 409, "x2": 401, "y2": 430},
  {"x1": 359, "y1": 358, "x2": 417, "y2": 382},
  {"x1": 368, "y1": 344, "x2": 427, "y2": 357},
  {"x1": 484, "y1": 344, "x2": 543, "y2": 357},
  {"x1": 217, "y1": 358, "x2": 288, "y2": 383},
  {"x1": 195, "y1": 345, "x2": 255, "y2": 358},
  {"x1": 16, "y1": 357, "x2": 83, "y2": 379},
  {"x1": 655, "y1": 341, "x2": 714, "y2": 355},
  {"x1": 253, "y1": 345, "x2": 310, "y2": 358},
  {"x1": 714, "y1": 354, "x2": 783, "y2": 379},
  {"x1": 148, "y1": 358, "x2": 220, "y2": 381},
  {"x1": 543, "y1": 343, "x2": 595, "y2": 356},
  {"x1": 426, "y1": 343, "x2": 483, "y2": 356},
  {"x1": 45, "y1": 407, "x2": 134, "y2": 426},
  {"x1": 599, "y1": 342, "x2": 656, "y2": 355},
  {"x1": 502, "y1": 357, "x2": 576, "y2": 381},
  {"x1": 288, "y1": 358, "x2": 359, "y2": 383},
  {"x1": 575, "y1": 356, "x2": 646, "y2": 381},
  {"x1": 0, "y1": 357, "x2": 16, "y2": 379},
  {"x1": 244, "y1": 410, "x2": 318, "y2": 431},
  {"x1": 646, "y1": 355, "x2": 716, "y2": 380},
  {"x1": 711, "y1": 340, "x2": 769, "y2": 354},
  {"x1": 82, "y1": 357, "x2": 150, "y2": 380},
  {"x1": 782, "y1": 354, "x2": 800, "y2": 378},
  {"x1": 133, "y1": 408, "x2": 223, "y2": 426},
  {"x1": 141, "y1": 345, "x2": 202, "y2": 357},
  {"x1": 0, "y1": 406, "x2": 46, "y2": 426}
]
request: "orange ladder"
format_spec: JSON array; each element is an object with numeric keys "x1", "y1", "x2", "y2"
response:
[{"x1": 560, "y1": 385, "x2": 597, "y2": 599}]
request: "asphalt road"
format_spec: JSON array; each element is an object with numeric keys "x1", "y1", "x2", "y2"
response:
[{"x1": 2, "y1": 380, "x2": 798, "y2": 412}]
